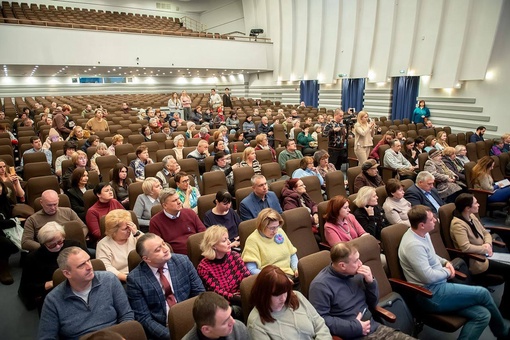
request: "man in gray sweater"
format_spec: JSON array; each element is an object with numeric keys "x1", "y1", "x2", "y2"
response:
[
  {"x1": 182, "y1": 292, "x2": 250, "y2": 340},
  {"x1": 399, "y1": 205, "x2": 510, "y2": 340}
]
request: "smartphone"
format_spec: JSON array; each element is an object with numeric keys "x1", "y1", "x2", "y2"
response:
[{"x1": 9, "y1": 166, "x2": 15, "y2": 176}]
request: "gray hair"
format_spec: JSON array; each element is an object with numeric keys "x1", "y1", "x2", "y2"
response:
[
  {"x1": 57, "y1": 246, "x2": 83, "y2": 270},
  {"x1": 416, "y1": 170, "x2": 434, "y2": 183},
  {"x1": 159, "y1": 187, "x2": 177, "y2": 203},
  {"x1": 389, "y1": 139, "x2": 401, "y2": 147},
  {"x1": 250, "y1": 174, "x2": 266, "y2": 186},
  {"x1": 162, "y1": 155, "x2": 176, "y2": 166},
  {"x1": 37, "y1": 221, "x2": 66, "y2": 244}
]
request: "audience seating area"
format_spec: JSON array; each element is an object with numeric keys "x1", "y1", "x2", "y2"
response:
[{"x1": 0, "y1": 1, "x2": 232, "y2": 38}]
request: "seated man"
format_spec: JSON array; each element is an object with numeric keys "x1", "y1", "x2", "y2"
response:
[
  {"x1": 182, "y1": 292, "x2": 249, "y2": 340},
  {"x1": 22, "y1": 190, "x2": 86, "y2": 252},
  {"x1": 149, "y1": 188, "x2": 205, "y2": 254},
  {"x1": 278, "y1": 140, "x2": 304, "y2": 171},
  {"x1": 239, "y1": 174, "x2": 282, "y2": 221},
  {"x1": 187, "y1": 139, "x2": 209, "y2": 174},
  {"x1": 20, "y1": 136, "x2": 52, "y2": 167},
  {"x1": 55, "y1": 141, "x2": 77, "y2": 177},
  {"x1": 470, "y1": 126, "x2": 486, "y2": 143},
  {"x1": 399, "y1": 205, "x2": 509, "y2": 340},
  {"x1": 404, "y1": 171, "x2": 444, "y2": 214},
  {"x1": 38, "y1": 247, "x2": 133, "y2": 339},
  {"x1": 127, "y1": 233, "x2": 204, "y2": 340},
  {"x1": 309, "y1": 243, "x2": 414, "y2": 339},
  {"x1": 383, "y1": 139, "x2": 417, "y2": 180}
]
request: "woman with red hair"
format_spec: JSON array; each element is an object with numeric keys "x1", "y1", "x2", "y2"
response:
[{"x1": 323, "y1": 195, "x2": 368, "y2": 247}]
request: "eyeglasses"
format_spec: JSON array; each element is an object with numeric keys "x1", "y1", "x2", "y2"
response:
[
  {"x1": 266, "y1": 226, "x2": 280, "y2": 232},
  {"x1": 46, "y1": 239, "x2": 64, "y2": 249}
]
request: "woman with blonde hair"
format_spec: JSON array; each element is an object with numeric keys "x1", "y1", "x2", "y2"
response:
[
  {"x1": 96, "y1": 209, "x2": 143, "y2": 282},
  {"x1": 132, "y1": 177, "x2": 161, "y2": 231},
  {"x1": 254, "y1": 133, "x2": 277, "y2": 162},
  {"x1": 242, "y1": 208, "x2": 298, "y2": 279},
  {"x1": 108, "y1": 134, "x2": 124, "y2": 155},
  {"x1": 353, "y1": 110, "x2": 375, "y2": 163},
  {"x1": 240, "y1": 147, "x2": 261, "y2": 174},
  {"x1": 435, "y1": 131, "x2": 449, "y2": 151},
  {"x1": 197, "y1": 225, "x2": 249, "y2": 318},
  {"x1": 353, "y1": 186, "x2": 387, "y2": 240}
]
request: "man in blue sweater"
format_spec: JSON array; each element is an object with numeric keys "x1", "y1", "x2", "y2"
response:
[
  {"x1": 239, "y1": 174, "x2": 282, "y2": 221},
  {"x1": 38, "y1": 247, "x2": 133, "y2": 340}
]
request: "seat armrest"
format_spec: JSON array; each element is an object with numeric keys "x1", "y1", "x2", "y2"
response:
[
  {"x1": 388, "y1": 278, "x2": 433, "y2": 298},
  {"x1": 374, "y1": 305, "x2": 396, "y2": 323},
  {"x1": 454, "y1": 270, "x2": 467, "y2": 280},
  {"x1": 467, "y1": 188, "x2": 493, "y2": 195},
  {"x1": 319, "y1": 242, "x2": 331, "y2": 250},
  {"x1": 445, "y1": 248, "x2": 486, "y2": 262},
  {"x1": 12, "y1": 204, "x2": 35, "y2": 218}
]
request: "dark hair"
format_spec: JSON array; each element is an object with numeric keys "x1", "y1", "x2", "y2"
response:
[
  {"x1": 193, "y1": 292, "x2": 230, "y2": 328},
  {"x1": 414, "y1": 136, "x2": 425, "y2": 144},
  {"x1": 385, "y1": 178, "x2": 403, "y2": 197},
  {"x1": 110, "y1": 163, "x2": 131, "y2": 189},
  {"x1": 70, "y1": 167, "x2": 87, "y2": 188},
  {"x1": 425, "y1": 135, "x2": 436, "y2": 146},
  {"x1": 249, "y1": 265, "x2": 299, "y2": 324},
  {"x1": 234, "y1": 130, "x2": 244, "y2": 140},
  {"x1": 476, "y1": 126, "x2": 486, "y2": 131},
  {"x1": 174, "y1": 171, "x2": 189, "y2": 184},
  {"x1": 455, "y1": 193, "x2": 475, "y2": 213},
  {"x1": 213, "y1": 151, "x2": 226, "y2": 165},
  {"x1": 284, "y1": 139, "x2": 295, "y2": 148},
  {"x1": 214, "y1": 190, "x2": 232, "y2": 204},
  {"x1": 93, "y1": 182, "x2": 110, "y2": 196},
  {"x1": 404, "y1": 137, "x2": 415, "y2": 147},
  {"x1": 135, "y1": 145, "x2": 148, "y2": 157},
  {"x1": 63, "y1": 141, "x2": 77, "y2": 154},
  {"x1": 88, "y1": 135, "x2": 99, "y2": 144},
  {"x1": 213, "y1": 140, "x2": 223, "y2": 152},
  {"x1": 30, "y1": 136, "x2": 40, "y2": 143},
  {"x1": 408, "y1": 205, "x2": 431, "y2": 229},
  {"x1": 324, "y1": 195, "x2": 349, "y2": 223}
]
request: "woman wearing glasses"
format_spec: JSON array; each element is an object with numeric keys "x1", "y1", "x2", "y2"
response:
[{"x1": 242, "y1": 208, "x2": 299, "y2": 280}]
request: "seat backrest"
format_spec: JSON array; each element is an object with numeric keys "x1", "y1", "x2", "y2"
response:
[
  {"x1": 202, "y1": 171, "x2": 228, "y2": 195},
  {"x1": 81, "y1": 320, "x2": 147, "y2": 340},
  {"x1": 186, "y1": 232, "x2": 205, "y2": 268},
  {"x1": 144, "y1": 162, "x2": 163, "y2": 179},
  {"x1": 233, "y1": 167, "x2": 255, "y2": 193},
  {"x1": 301, "y1": 175, "x2": 324, "y2": 204},
  {"x1": 177, "y1": 158, "x2": 201, "y2": 186},
  {"x1": 23, "y1": 161, "x2": 52, "y2": 180},
  {"x1": 26, "y1": 175, "x2": 60, "y2": 208},
  {"x1": 235, "y1": 187, "x2": 253, "y2": 214},
  {"x1": 466, "y1": 142, "x2": 478, "y2": 162},
  {"x1": 418, "y1": 152, "x2": 429, "y2": 172},
  {"x1": 297, "y1": 250, "x2": 330, "y2": 299},
  {"x1": 325, "y1": 170, "x2": 346, "y2": 199},
  {"x1": 83, "y1": 189, "x2": 98, "y2": 212},
  {"x1": 239, "y1": 218, "x2": 257, "y2": 249},
  {"x1": 269, "y1": 180, "x2": 285, "y2": 202},
  {"x1": 96, "y1": 154, "x2": 119, "y2": 181},
  {"x1": 448, "y1": 133, "x2": 458, "y2": 147},
  {"x1": 128, "y1": 134, "x2": 145, "y2": 148},
  {"x1": 240, "y1": 274, "x2": 258, "y2": 323},
  {"x1": 261, "y1": 162, "x2": 282, "y2": 182},
  {"x1": 128, "y1": 249, "x2": 142, "y2": 272},
  {"x1": 22, "y1": 151, "x2": 47, "y2": 165},
  {"x1": 380, "y1": 223, "x2": 410, "y2": 280},
  {"x1": 168, "y1": 296, "x2": 198, "y2": 340},
  {"x1": 438, "y1": 203, "x2": 456, "y2": 249},
  {"x1": 347, "y1": 166, "x2": 362, "y2": 194},
  {"x1": 476, "y1": 140, "x2": 489, "y2": 160},
  {"x1": 115, "y1": 143, "x2": 135, "y2": 165},
  {"x1": 62, "y1": 221, "x2": 87, "y2": 249},
  {"x1": 282, "y1": 207, "x2": 320, "y2": 258},
  {"x1": 156, "y1": 149, "x2": 176, "y2": 162},
  {"x1": 128, "y1": 181, "x2": 144, "y2": 210},
  {"x1": 255, "y1": 149, "x2": 273, "y2": 164},
  {"x1": 285, "y1": 158, "x2": 301, "y2": 177},
  {"x1": 428, "y1": 219, "x2": 451, "y2": 261},
  {"x1": 53, "y1": 259, "x2": 106, "y2": 286},
  {"x1": 317, "y1": 200, "x2": 329, "y2": 243}
]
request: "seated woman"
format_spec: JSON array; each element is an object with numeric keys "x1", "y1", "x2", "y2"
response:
[
  {"x1": 455, "y1": 144, "x2": 470, "y2": 166},
  {"x1": 353, "y1": 186, "x2": 387, "y2": 240},
  {"x1": 107, "y1": 134, "x2": 123, "y2": 156},
  {"x1": 90, "y1": 142, "x2": 109, "y2": 171},
  {"x1": 292, "y1": 156, "x2": 324, "y2": 187},
  {"x1": 66, "y1": 168, "x2": 93, "y2": 221},
  {"x1": 297, "y1": 124, "x2": 317, "y2": 156},
  {"x1": 281, "y1": 178, "x2": 319, "y2": 234},
  {"x1": 42, "y1": 128, "x2": 63, "y2": 150},
  {"x1": 185, "y1": 121, "x2": 196, "y2": 139},
  {"x1": 140, "y1": 125, "x2": 153, "y2": 142},
  {"x1": 288, "y1": 120, "x2": 301, "y2": 140},
  {"x1": 175, "y1": 171, "x2": 200, "y2": 213},
  {"x1": 110, "y1": 163, "x2": 131, "y2": 209},
  {"x1": 324, "y1": 195, "x2": 368, "y2": 247},
  {"x1": 197, "y1": 225, "x2": 250, "y2": 318},
  {"x1": 133, "y1": 177, "x2": 161, "y2": 232},
  {"x1": 413, "y1": 136, "x2": 426, "y2": 156},
  {"x1": 156, "y1": 155, "x2": 181, "y2": 189},
  {"x1": 471, "y1": 156, "x2": 510, "y2": 225},
  {"x1": 424, "y1": 135, "x2": 438, "y2": 153},
  {"x1": 243, "y1": 114, "x2": 257, "y2": 141},
  {"x1": 254, "y1": 133, "x2": 277, "y2": 162},
  {"x1": 211, "y1": 139, "x2": 230, "y2": 156},
  {"x1": 435, "y1": 131, "x2": 449, "y2": 151},
  {"x1": 85, "y1": 182, "x2": 125, "y2": 244},
  {"x1": 173, "y1": 134, "x2": 185, "y2": 160},
  {"x1": 240, "y1": 147, "x2": 262, "y2": 175},
  {"x1": 211, "y1": 152, "x2": 239, "y2": 194},
  {"x1": 353, "y1": 159, "x2": 384, "y2": 193},
  {"x1": 490, "y1": 138, "x2": 505, "y2": 156},
  {"x1": 85, "y1": 108, "x2": 109, "y2": 133},
  {"x1": 247, "y1": 265, "x2": 330, "y2": 339},
  {"x1": 66, "y1": 125, "x2": 86, "y2": 143},
  {"x1": 0, "y1": 158, "x2": 24, "y2": 202},
  {"x1": 61, "y1": 150, "x2": 98, "y2": 192},
  {"x1": 442, "y1": 147, "x2": 466, "y2": 183},
  {"x1": 96, "y1": 209, "x2": 143, "y2": 282},
  {"x1": 234, "y1": 130, "x2": 250, "y2": 147},
  {"x1": 130, "y1": 145, "x2": 153, "y2": 182},
  {"x1": 226, "y1": 111, "x2": 240, "y2": 134},
  {"x1": 313, "y1": 150, "x2": 336, "y2": 180},
  {"x1": 203, "y1": 190, "x2": 241, "y2": 248},
  {"x1": 18, "y1": 222, "x2": 88, "y2": 311},
  {"x1": 242, "y1": 208, "x2": 298, "y2": 280},
  {"x1": 402, "y1": 138, "x2": 418, "y2": 166},
  {"x1": 450, "y1": 193, "x2": 510, "y2": 317},
  {"x1": 424, "y1": 149, "x2": 463, "y2": 203},
  {"x1": 382, "y1": 179, "x2": 412, "y2": 226}
]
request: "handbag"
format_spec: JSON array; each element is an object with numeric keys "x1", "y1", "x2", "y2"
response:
[{"x1": 3, "y1": 217, "x2": 23, "y2": 250}]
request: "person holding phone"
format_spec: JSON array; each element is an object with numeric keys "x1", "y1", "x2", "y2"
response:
[
  {"x1": 0, "y1": 158, "x2": 25, "y2": 202},
  {"x1": 211, "y1": 152, "x2": 239, "y2": 194}
]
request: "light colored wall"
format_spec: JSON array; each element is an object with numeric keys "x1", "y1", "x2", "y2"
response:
[{"x1": 199, "y1": 0, "x2": 245, "y2": 34}]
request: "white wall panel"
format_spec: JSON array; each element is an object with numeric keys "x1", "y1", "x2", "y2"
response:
[
  {"x1": 279, "y1": 0, "x2": 294, "y2": 80},
  {"x1": 318, "y1": 0, "x2": 341, "y2": 84},
  {"x1": 428, "y1": 0, "x2": 469, "y2": 88},
  {"x1": 267, "y1": 0, "x2": 282, "y2": 81},
  {"x1": 200, "y1": 0, "x2": 245, "y2": 34},
  {"x1": 458, "y1": 0, "x2": 503, "y2": 81},
  {"x1": 369, "y1": 0, "x2": 396, "y2": 83},
  {"x1": 292, "y1": 0, "x2": 309, "y2": 80},
  {"x1": 304, "y1": 0, "x2": 323, "y2": 80},
  {"x1": 351, "y1": 0, "x2": 377, "y2": 79},
  {"x1": 335, "y1": 0, "x2": 358, "y2": 77},
  {"x1": 388, "y1": 0, "x2": 418, "y2": 76}
]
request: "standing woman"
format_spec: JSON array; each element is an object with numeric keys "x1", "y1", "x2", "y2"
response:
[
  {"x1": 66, "y1": 168, "x2": 93, "y2": 222},
  {"x1": 412, "y1": 100, "x2": 430, "y2": 124},
  {"x1": 247, "y1": 265, "x2": 330, "y2": 339},
  {"x1": 110, "y1": 163, "x2": 131, "y2": 209},
  {"x1": 180, "y1": 90, "x2": 192, "y2": 121},
  {"x1": 353, "y1": 111, "x2": 375, "y2": 164},
  {"x1": 168, "y1": 92, "x2": 182, "y2": 118}
]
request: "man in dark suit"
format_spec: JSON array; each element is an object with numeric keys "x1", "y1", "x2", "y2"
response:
[
  {"x1": 127, "y1": 233, "x2": 204, "y2": 340},
  {"x1": 404, "y1": 171, "x2": 445, "y2": 214}
]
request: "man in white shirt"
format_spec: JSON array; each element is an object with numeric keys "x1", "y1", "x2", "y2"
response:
[{"x1": 209, "y1": 89, "x2": 222, "y2": 110}]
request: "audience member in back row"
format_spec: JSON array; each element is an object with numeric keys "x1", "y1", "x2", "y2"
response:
[
  {"x1": 22, "y1": 189, "x2": 86, "y2": 252},
  {"x1": 18, "y1": 222, "x2": 88, "y2": 311},
  {"x1": 354, "y1": 159, "x2": 384, "y2": 193},
  {"x1": 127, "y1": 233, "x2": 204, "y2": 340},
  {"x1": 470, "y1": 126, "x2": 486, "y2": 143},
  {"x1": 96, "y1": 209, "x2": 143, "y2": 283},
  {"x1": 324, "y1": 195, "x2": 368, "y2": 247},
  {"x1": 239, "y1": 174, "x2": 282, "y2": 221},
  {"x1": 38, "y1": 247, "x2": 134, "y2": 339},
  {"x1": 382, "y1": 179, "x2": 412, "y2": 226},
  {"x1": 66, "y1": 168, "x2": 93, "y2": 222},
  {"x1": 110, "y1": 163, "x2": 132, "y2": 209},
  {"x1": 353, "y1": 186, "x2": 387, "y2": 240},
  {"x1": 310, "y1": 242, "x2": 415, "y2": 339},
  {"x1": 156, "y1": 155, "x2": 181, "y2": 188},
  {"x1": 197, "y1": 225, "x2": 250, "y2": 319},
  {"x1": 149, "y1": 188, "x2": 206, "y2": 255},
  {"x1": 281, "y1": 178, "x2": 319, "y2": 234},
  {"x1": 204, "y1": 190, "x2": 242, "y2": 248},
  {"x1": 404, "y1": 171, "x2": 445, "y2": 214},
  {"x1": 242, "y1": 208, "x2": 299, "y2": 280},
  {"x1": 133, "y1": 177, "x2": 161, "y2": 232},
  {"x1": 85, "y1": 182, "x2": 125, "y2": 244},
  {"x1": 130, "y1": 145, "x2": 153, "y2": 182},
  {"x1": 247, "y1": 265, "x2": 330, "y2": 340}
]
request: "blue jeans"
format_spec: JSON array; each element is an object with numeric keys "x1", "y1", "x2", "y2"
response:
[
  {"x1": 488, "y1": 186, "x2": 510, "y2": 203},
  {"x1": 416, "y1": 282, "x2": 508, "y2": 340}
]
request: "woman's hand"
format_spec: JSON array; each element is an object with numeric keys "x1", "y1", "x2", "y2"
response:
[
  {"x1": 313, "y1": 213, "x2": 319, "y2": 225},
  {"x1": 44, "y1": 280, "x2": 54, "y2": 290},
  {"x1": 364, "y1": 206, "x2": 374, "y2": 216},
  {"x1": 483, "y1": 243, "x2": 493, "y2": 257},
  {"x1": 127, "y1": 221, "x2": 138, "y2": 235}
]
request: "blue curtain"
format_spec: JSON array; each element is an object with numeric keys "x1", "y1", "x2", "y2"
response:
[
  {"x1": 341, "y1": 78, "x2": 365, "y2": 113},
  {"x1": 300, "y1": 80, "x2": 319, "y2": 107},
  {"x1": 391, "y1": 76, "x2": 420, "y2": 120}
]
